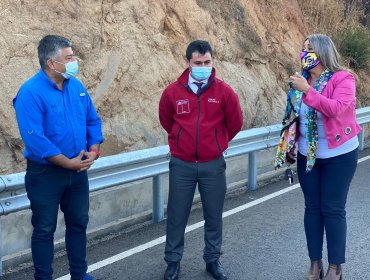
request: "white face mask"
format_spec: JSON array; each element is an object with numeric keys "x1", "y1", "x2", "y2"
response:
[{"x1": 53, "y1": 60, "x2": 79, "y2": 79}]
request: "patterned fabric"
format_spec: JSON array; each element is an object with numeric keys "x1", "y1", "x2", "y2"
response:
[
  {"x1": 305, "y1": 70, "x2": 333, "y2": 171},
  {"x1": 274, "y1": 70, "x2": 333, "y2": 172},
  {"x1": 300, "y1": 51, "x2": 320, "y2": 70}
]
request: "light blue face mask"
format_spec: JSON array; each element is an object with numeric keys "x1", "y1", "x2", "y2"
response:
[
  {"x1": 53, "y1": 60, "x2": 79, "y2": 79},
  {"x1": 191, "y1": 66, "x2": 212, "y2": 81}
]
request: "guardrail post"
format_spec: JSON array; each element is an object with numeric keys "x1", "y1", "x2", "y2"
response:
[
  {"x1": 248, "y1": 151, "x2": 257, "y2": 190},
  {"x1": 152, "y1": 175, "x2": 164, "y2": 223},
  {"x1": 359, "y1": 124, "x2": 365, "y2": 151},
  {"x1": 0, "y1": 219, "x2": 2, "y2": 276}
]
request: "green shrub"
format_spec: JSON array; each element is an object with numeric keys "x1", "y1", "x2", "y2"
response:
[{"x1": 336, "y1": 27, "x2": 370, "y2": 70}]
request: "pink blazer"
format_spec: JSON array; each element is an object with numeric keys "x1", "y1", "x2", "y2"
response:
[{"x1": 302, "y1": 70, "x2": 361, "y2": 148}]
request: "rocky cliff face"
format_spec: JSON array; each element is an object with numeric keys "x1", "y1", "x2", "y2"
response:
[{"x1": 0, "y1": 0, "x2": 364, "y2": 173}]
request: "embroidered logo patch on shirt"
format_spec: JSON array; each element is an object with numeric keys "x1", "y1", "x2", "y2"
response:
[
  {"x1": 176, "y1": 99, "x2": 190, "y2": 114},
  {"x1": 80, "y1": 92, "x2": 86, "y2": 97},
  {"x1": 208, "y1": 98, "x2": 219, "y2": 103}
]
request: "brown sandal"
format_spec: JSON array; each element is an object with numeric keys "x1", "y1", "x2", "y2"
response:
[
  {"x1": 307, "y1": 260, "x2": 324, "y2": 280},
  {"x1": 323, "y1": 264, "x2": 342, "y2": 280}
]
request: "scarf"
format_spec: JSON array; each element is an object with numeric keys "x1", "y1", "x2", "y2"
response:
[{"x1": 274, "y1": 70, "x2": 333, "y2": 172}]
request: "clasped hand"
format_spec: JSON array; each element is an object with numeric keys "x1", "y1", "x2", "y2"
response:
[{"x1": 70, "y1": 150, "x2": 98, "y2": 172}]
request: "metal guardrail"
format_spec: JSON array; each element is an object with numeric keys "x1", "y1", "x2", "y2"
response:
[{"x1": 0, "y1": 107, "x2": 369, "y2": 273}]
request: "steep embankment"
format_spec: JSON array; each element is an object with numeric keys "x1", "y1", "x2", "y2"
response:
[{"x1": 0, "y1": 0, "x2": 357, "y2": 173}]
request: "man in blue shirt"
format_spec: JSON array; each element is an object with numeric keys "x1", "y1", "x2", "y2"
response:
[{"x1": 13, "y1": 35, "x2": 104, "y2": 280}]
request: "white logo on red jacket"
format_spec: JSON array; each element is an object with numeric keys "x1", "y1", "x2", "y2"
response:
[
  {"x1": 208, "y1": 98, "x2": 219, "y2": 103},
  {"x1": 176, "y1": 99, "x2": 190, "y2": 114}
]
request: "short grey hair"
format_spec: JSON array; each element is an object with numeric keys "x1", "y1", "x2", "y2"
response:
[
  {"x1": 306, "y1": 34, "x2": 345, "y2": 72},
  {"x1": 37, "y1": 35, "x2": 72, "y2": 70}
]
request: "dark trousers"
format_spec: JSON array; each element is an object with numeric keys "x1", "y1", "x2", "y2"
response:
[
  {"x1": 25, "y1": 160, "x2": 90, "y2": 280},
  {"x1": 164, "y1": 156, "x2": 226, "y2": 264},
  {"x1": 297, "y1": 148, "x2": 358, "y2": 264}
]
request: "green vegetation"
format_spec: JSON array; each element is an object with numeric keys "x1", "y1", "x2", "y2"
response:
[{"x1": 336, "y1": 27, "x2": 370, "y2": 70}]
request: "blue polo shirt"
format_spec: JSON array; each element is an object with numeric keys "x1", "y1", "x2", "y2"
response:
[{"x1": 13, "y1": 69, "x2": 104, "y2": 164}]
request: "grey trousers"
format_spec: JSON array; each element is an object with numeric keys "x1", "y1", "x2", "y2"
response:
[{"x1": 164, "y1": 156, "x2": 227, "y2": 264}]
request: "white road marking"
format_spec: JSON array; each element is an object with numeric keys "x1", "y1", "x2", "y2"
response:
[{"x1": 358, "y1": 154, "x2": 370, "y2": 163}]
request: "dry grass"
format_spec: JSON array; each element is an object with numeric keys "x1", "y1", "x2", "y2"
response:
[{"x1": 297, "y1": 0, "x2": 362, "y2": 35}]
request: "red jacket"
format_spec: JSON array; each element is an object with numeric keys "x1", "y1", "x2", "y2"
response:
[{"x1": 159, "y1": 68, "x2": 243, "y2": 162}]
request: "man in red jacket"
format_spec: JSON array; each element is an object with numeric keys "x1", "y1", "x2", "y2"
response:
[{"x1": 159, "y1": 40, "x2": 243, "y2": 280}]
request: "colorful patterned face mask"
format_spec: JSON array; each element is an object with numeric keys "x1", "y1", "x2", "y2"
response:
[{"x1": 300, "y1": 51, "x2": 320, "y2": 70}]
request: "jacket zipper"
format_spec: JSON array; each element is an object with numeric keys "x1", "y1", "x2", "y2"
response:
[
  {"x1": 177, "y1": 127, "x2": 182, "y2": 147},
  {"x1": 215, "y1": 128, "x2": 221, "y2": 151},
  {"x1": 195, "y1": 96, "x2": 201, "y2": 161}
]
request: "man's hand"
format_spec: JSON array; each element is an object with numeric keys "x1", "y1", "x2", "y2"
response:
[
  {"x1": 84, "y1": 150, "x2": 99, "y2": 161},
  {"x1": 72, "y1": 150, "x2": 95, "y2": 172},
  {"x1": 77, "y1": 150, "x2": 98, "y2": 172},
  {"x1": 48, "y1": 151, "x2": 94, "y2": 171}
]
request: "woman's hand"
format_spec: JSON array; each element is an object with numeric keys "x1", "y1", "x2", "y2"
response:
[{"x1": 290, "y1": 72, "x2": 310, "y2": 94}]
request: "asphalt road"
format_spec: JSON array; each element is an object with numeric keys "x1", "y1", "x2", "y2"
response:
[{"x1": 3, "y1": 149, "x2": 370, "y2": 280}]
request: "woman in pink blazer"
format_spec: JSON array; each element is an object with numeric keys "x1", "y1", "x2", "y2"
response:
[{"x1": 289, "y1": 34, "x2": 361, "y2": 280}]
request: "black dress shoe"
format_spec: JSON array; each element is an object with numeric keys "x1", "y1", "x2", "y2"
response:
[
  {"x1": 206, "y1": 260, "x2": 227, "y2": 280},
  {"x1": 164, "y1": 262, "x2": 180, "y2": 280}
]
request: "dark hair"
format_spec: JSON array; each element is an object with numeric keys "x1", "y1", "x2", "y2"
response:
[
  {"x1": 38, "y1": 35, "x2": 72, "y2": 69},
  {"x1": 186, "y1": 40, "x2": 213, "y2": 60}
]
